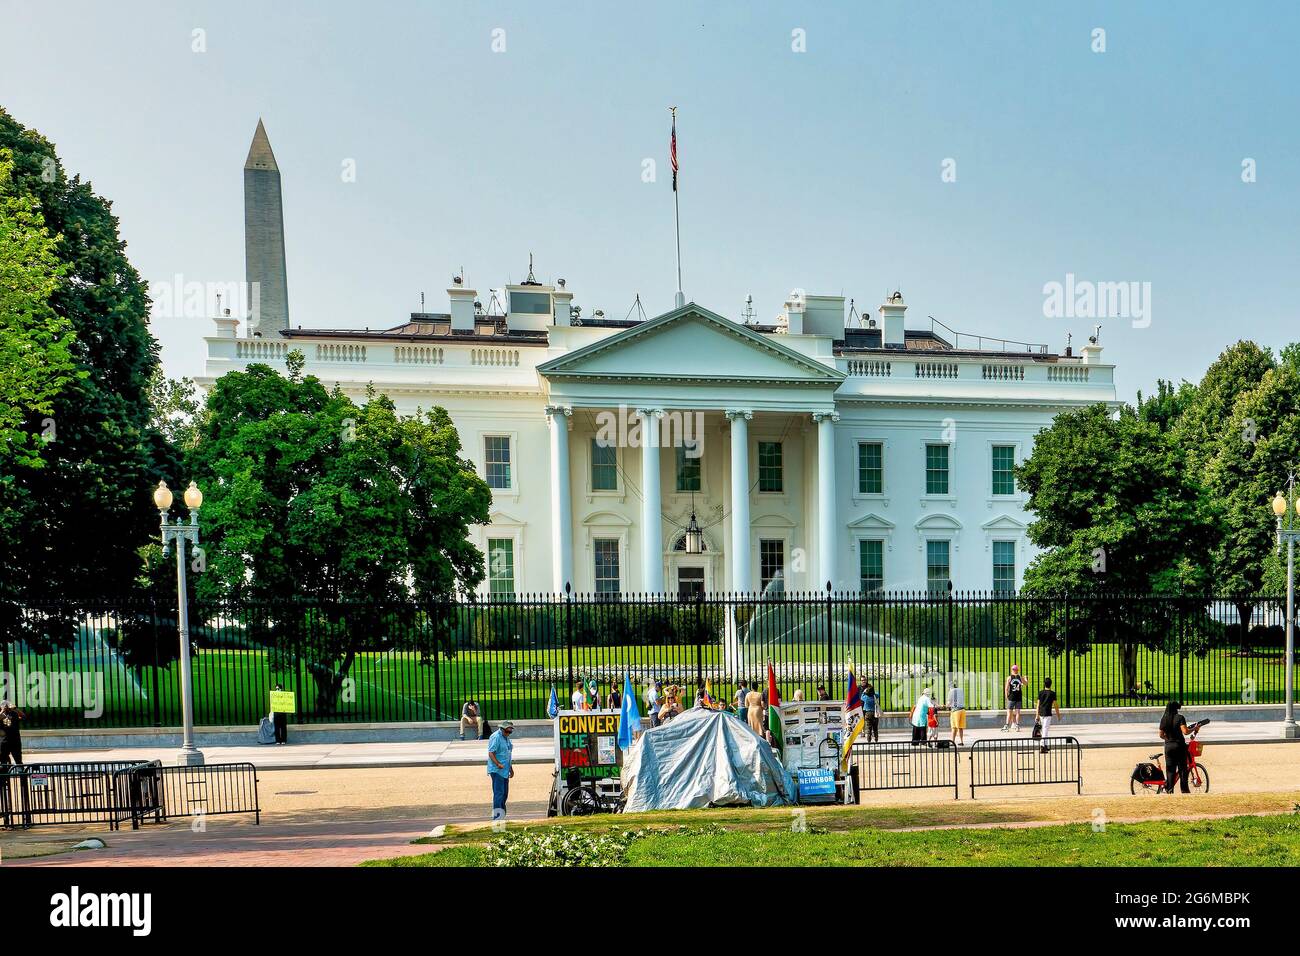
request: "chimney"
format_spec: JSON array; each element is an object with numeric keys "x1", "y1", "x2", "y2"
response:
[
  {"x1": 879, "y1": 291, "x2": 907, "y2": 348},
  {"x1": 449, "y1": 284, "x2": 477, "y2": 331},
  {"x1": 780, "y1": 292, "x2": 805, "y2": 334},
  {"x1": 213, "y1": 311, "x2": 240, "y2": 340},
  {"x1": 1081, "y1": 342, "x2": 1103, "y2": 364},
  {"x1": 552, "y1": 286, "x2": 574, "y2": 327}
]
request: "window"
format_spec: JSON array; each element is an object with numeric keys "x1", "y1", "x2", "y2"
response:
[
  {"x1": 759, "y1": 539, "x2": 785, "y2": 592},
  {"x1": 926, "y1": 540, "x2": 951, "y2": 594},
  {"x1": 676, "y1": 445, "x2": 701, "y2": 492},
  {"x1": 758, "y1": 441, "x2": 784, "y2": 493},
  {"x1": 486, "y1": 538, "x2": 515, "y2": 596},
  {"x1": 925, "y1": 443, "x2": 949, "y2": 495},
  {"x1": 509, "y1": 290, "x2": 551, "y2": 314},
  {"x1": 992, "y1": 445, "x2": 1016, "y2": 496},
  {"x1": 591, "y1": 439, "x2": 617, "y2": 491},
  {"x1": 593, "y1": 539, "x2": 620, "y2": 595},
  {"x1": 484, "y1": 436, "x2": 511, "y2": 490},
  {"x1": 993, "y1": 540, "x2": 1016, "y2": 593},
  {"x1": 857, "y1": 442, "x2": 883, "y2": 495},
  {"x1": 859, "y1": 540, "x2": 884, "y2": 593}
]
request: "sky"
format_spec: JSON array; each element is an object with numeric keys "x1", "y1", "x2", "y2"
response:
[{"x1": 3, "y1": 0, "x2": 1299, "y2": 402}]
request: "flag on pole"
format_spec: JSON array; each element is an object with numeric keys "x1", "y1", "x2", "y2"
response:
[
  {"x1": 617, "y1": 671, "x2": 642, "y2": 751},
  {"x1": 670, "y1": 111, "x2": 678, "y2": 192},
  {"x1": 840, "y1": 658, "x2": 866, "y2": 771},
  {"x1": 546, "y1": 683, "x2": 560, "y2": 719},
  {"x1": 766, "y1": 661, "x2": 783, "y2": 753},
  {"x1": 701, "y1": 678, "x2": 717, "y2": 709}
]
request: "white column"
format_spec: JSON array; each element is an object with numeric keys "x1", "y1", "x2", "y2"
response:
[
  {"x1": 545, "y1": 404, "x2": 573, "y2": 593},
  {"x1": 638, "y1": 408, "x2": 664, "y2": 592},
  {"x1": 726, "y1": 410, "x2": 753, "y2": 593},
  {"x1": 814, "y1": 411, "x2": 840, "y2": 590}
]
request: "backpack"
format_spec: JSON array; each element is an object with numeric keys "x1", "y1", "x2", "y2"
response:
[
  {"x1": 1032, "y1": 717, "x2": 1042, "y2": 739},
  {"x1": 1132, "y1": 762, "x2": 1162, "y2": 783}
]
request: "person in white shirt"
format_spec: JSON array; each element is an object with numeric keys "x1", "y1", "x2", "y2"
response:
[
  {"x1": 644, "y1": 680, "x2": 660, "y2": 726},
  {"x1": 570, "y1": 684, "x2": 586, "y2": 711}
]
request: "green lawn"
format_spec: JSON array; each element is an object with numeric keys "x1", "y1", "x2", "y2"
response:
[
  {"x1": 11, "y1": 640, "x2": 1287, "y2": 727},
  {"x1": 367, "y1": 812, "x2": 1300, "y2": 868}
]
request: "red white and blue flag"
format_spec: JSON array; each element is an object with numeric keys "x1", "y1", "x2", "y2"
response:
[{"x1": 670, "y1": 113, "x2": 678, "y2": 192}]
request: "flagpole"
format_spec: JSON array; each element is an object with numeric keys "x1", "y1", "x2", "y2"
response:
[{"x1": 671, "y1": 106, "x2": 684, "y2": 308}]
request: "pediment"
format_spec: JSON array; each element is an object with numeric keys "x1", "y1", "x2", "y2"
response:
[
  {"x1": 846, "y1": 512, "x2": 895, "y2": 531},
  {"x1": 581, "y1": 510, "x2": 633, "y2": 527},
  {"x1": 752, "y1": 513, "x2": 797, "y2": 529},
  {"x1": 915, "y1": 513, "x2": 964, "y2": 531},
  {"x1": 537, "y1": 303, "x2": 844, "y2": 386},
  {"x1": 981, "y1": 514, "x2": 1028, "y2": 532}
]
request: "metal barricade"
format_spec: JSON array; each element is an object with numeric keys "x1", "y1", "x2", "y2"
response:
[
  {"x1": 969, "y1": 736, "x2": 1082, "y2": 799},
  {"x1": 852, "y1": 740, "x2": 960, "y2": 800}
]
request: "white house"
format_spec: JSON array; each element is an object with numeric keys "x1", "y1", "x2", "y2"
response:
[{"x1": 200, "y1": 279, "x2": 1116, "y2": 598}]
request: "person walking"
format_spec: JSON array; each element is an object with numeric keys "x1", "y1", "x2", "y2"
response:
[
  {"x1": 0, "y1": 700, "x2": 25, "y2": 765},
  {"x1": 1037, "y1": 678, "x2": 1061, "y2": 753},
  {"x1": 1159, "y1": 701, "x2": 1191, "y2": 794},
  {"x1": 486, "y1": 719, "x2": 515, "y2": 820},
  {"x1": 909, "y1": 687, "x2": 932, "y2": 746},
  {"x1": 644, "y1": 679, "x2": 661, "y2": 727},
  {"x1": 946, "y1": 679, "x2": 966, "y2": 746},
  {"x1": 864, "y1": 683, "x2": 881, "y2": 743},
  {"x1": 1003, "y1": 664, "x2": 1026, "y2": 732}
]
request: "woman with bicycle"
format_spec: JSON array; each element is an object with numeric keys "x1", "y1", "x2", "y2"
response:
[{"x1": 1159, "y1": 700, "x2": 1191, "y2": 794}]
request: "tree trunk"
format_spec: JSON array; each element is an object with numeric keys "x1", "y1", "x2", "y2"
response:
[
  {"x1": 1120, "y1": 641, "x2": 1139, "y2": 698},
  {"x1": 312, "y1": 646, "x2": 357, "y2": 715},
  {"x1": 1234, "y1": 601, "x2": 1254, "y2": 654}
]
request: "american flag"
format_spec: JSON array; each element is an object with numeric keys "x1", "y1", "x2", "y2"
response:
[{"x1": 670, "y1": 113, "x2": 678, "y2": 191}]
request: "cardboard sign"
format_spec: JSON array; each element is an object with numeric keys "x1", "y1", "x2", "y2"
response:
[
  {"x1": 269, "y1": 690, "x2": 296, "y2": 714},
  {"x1": 554, "y1": 709, "x2": 623, "y2": 781}
]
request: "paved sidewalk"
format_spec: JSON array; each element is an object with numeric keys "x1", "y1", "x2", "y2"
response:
[{"x1": 24, "y1": 716, "x2": 1294, "y2": 769}]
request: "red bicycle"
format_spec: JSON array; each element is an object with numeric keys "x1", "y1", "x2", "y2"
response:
[{"x1": 1130, "y1": 718, "x2": 1210, "y2": 794}]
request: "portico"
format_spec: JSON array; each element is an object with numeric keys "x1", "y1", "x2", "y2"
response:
[{"x1": 537, "y1": 303, "x2": 846, "y2": 595}]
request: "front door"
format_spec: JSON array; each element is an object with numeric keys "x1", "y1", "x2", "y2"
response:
[{"x1": 676, "y1": 565, "x2": 705, "y2": 600}]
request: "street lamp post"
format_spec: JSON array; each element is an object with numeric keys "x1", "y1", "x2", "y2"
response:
[
  {"x1": 153, "y1": 480, "x2": 206, "y2": 766},
  {"x1": 1271, "y1": 475, "x2": 1300, "y2": 739}
]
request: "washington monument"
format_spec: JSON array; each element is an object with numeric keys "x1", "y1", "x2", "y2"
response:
[{"x1": 243, "y1": 119, "x2": 289, "y2": 334}]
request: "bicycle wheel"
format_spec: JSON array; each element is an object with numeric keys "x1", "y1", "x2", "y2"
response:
[
  {"x1": 1188, "y1": 764, "x2": 1209, "y2": 793},
  {"x1": 561, "y1": 786, "x2": 601, "y2": 816},
  {"x1": 1130, "y1": 776, "x2": 1160, "y2": 795}
]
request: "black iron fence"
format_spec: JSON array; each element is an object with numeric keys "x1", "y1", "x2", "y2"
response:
[
  {"x1": 969, "y1": 736, "x2": 1083, "y2": 798},
  {"x1": 1, "y1": 591, "x2": 1289, "y2": 728}
]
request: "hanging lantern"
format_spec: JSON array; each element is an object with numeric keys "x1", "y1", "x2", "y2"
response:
[{"x1": 684, "y1": 510, "x2": 703, "y2": 554}]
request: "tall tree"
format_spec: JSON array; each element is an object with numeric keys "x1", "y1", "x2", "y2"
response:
[
  {"x1": 0, "y1": 108, "x2": 176, "y2": 621},
  {"x1": 1203, "y1": 362, "x2": 1300, "y2": 643},
  {"x1": 1016, "y1": 404, "x2": 1214, "y2": 695},
  {"x1": 189, "y1": 355, "x2": 491, "y2": 712},
  {"x1": 1173, "y1": 341, "x2": 1275, "y2": 473},
  {"x1": 0, "y1": 150, "x2": 79, "y2": 466}
]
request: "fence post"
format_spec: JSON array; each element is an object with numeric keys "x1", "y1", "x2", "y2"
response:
[
  {"x1": 151, "y1": 595, "x2": 162, "y2": 728},
  {"x1": 825, "y1": 582, "x2": 834, "y2": 692},
  {"x1": 1063, "y1": 592, "x2": 1071, "y2": 710},
  {"x1": 946, "y1": 583, "x2": 955, "y2": 676},
  {"x1": 432, "y1": 600, "x2": 443, "y2": 721},
  {"x1": 694, "y1": 593, "x2": 704, "y2": 687},
  {"x1": 1177, "y1": 598, "x2": 1185, "y2": 702},
  {"x1": 564, "y1": 584, "x2": 574, "y2": 694}
]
